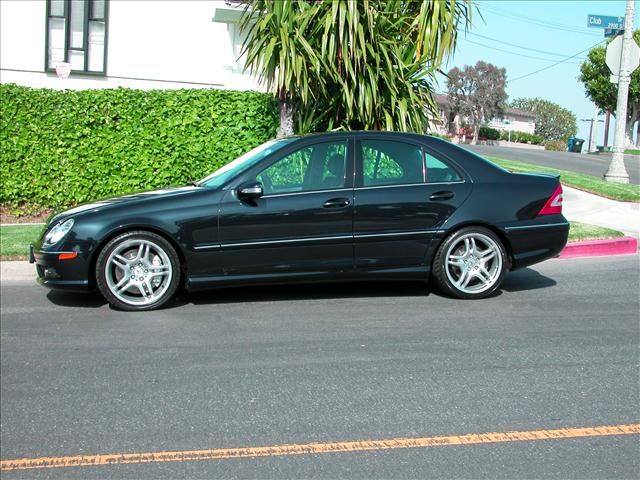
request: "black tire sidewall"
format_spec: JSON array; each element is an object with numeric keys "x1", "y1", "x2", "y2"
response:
[
  {"x1": 432, "y1": 226, "x2": 507, "y2": 299},
  {"x1": 95, "y1": 231, "x2": 180, "y2": 311}
]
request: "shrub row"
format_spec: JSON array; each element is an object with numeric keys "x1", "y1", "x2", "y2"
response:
[
  {"x1": 478, "y1": 126, "x2": 500, "y2": 141},
  {"x1": 499, "y1": 129, "x2": 544, "y2": 145},
  {"x1": 0, "y1": 84, "x2": 278, "y2": 213}
]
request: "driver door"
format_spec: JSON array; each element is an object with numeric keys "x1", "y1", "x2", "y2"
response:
[{"x1": 218, "y1": 138, "x2": 355, "y2": 278}]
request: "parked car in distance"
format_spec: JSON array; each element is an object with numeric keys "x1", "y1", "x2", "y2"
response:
[{"x1": 31, "y1": 132, "x2": 569, "y2": 311}]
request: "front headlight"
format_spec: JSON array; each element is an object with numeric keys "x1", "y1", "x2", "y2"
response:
[{"x1": 43, "y1": 218, "x2": 74, "y2": 247}]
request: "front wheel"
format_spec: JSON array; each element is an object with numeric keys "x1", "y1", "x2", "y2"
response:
[
  {"x1": 96, "y1": 231, "x2": 180, "y2": 311},
  {"x1": 432, "y1": 227, "x2": 508, "y2": 299}
]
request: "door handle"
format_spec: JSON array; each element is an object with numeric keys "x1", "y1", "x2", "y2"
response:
[
  {"x1": 429, "y1": 191, "x2": 455, "y2": 201},
  {"x1": 323, "y1": 197, "x2": 351, "y2": 208}
]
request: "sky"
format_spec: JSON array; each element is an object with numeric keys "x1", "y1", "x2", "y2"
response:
[{"x1": 436, "y1": 0, "x2": 639, "y2": 145}]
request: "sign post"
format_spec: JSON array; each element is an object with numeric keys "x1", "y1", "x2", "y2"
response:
[{"x1": 603, "y1": 2, "x2": 636, "y2": 183}]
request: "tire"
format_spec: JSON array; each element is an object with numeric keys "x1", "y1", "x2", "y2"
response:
[
  {"x1": 432, "y1": 226, "x2": 508, "y2": 299},
  {"x1": 96, "y1": 230, "x2": 180, "y2": 311}
]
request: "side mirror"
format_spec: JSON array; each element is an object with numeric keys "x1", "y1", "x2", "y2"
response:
[{"x1": 238, "y1": 181, "x2": 264, "y2": 200}]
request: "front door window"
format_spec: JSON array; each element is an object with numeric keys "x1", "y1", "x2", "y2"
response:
[{"x1": 257, "y1": 141, "x2": 348, "y2": 194}]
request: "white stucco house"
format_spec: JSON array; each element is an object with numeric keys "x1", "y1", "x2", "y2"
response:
[
  {"x1": 0, "y1": 0, "x2": 256, "y2": 91},
  {"x1": 430, "y1": 93, "x2": 536, "y2": 139}
]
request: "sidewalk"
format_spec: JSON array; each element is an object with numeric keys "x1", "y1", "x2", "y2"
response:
[{"x1": 563, "y1": 186, "x2": 640, "y2": 239}]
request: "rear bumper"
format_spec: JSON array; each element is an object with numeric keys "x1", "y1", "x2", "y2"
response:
[
  {"x1": 31, "y1": 245, "x2": 92, "y2": 292},
  {"x1": 503, "y1": 220, "x2": 570, "y2": 270}
]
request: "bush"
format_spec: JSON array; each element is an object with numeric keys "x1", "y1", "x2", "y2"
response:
[
  {"x1": 0, "y1": 84, "x2": 278, "y2": 213},
  {"x1": 478, "y1": 126, "x2": 500, "y2": 140},
  {"x1": 544, "y1": 140, "x2": 566, "y2": 151},
  {"x1": 427, "y1": 132, "x2": 452, "y2": 142},
  {"x1": 499, "y1": 130, "x2": 543, "y2": 145}
]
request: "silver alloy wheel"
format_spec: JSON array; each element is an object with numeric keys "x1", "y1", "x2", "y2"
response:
[
  {"x1": 444, "y1": 232, "x2": 503, "y2": 295},
  {"x1": 104, "y1": 239, "x2": 173, "y2": 306}
]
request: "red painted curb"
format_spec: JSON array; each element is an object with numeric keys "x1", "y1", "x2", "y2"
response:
[{"x1": 558, "y1": 237, "x2": 638, "y2": 259}]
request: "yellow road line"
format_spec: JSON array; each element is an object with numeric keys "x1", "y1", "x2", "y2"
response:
[{"x1": 2, "y1": 424, "x2": 639, "y2": 472}]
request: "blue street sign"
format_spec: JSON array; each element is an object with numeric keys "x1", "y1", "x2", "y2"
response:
[
  {"x1": 604, "y1": 28, "x2": 623, "y2": 38},
  {"x1": 588, "y1": 14, "x2": 624, "y2": 30}
]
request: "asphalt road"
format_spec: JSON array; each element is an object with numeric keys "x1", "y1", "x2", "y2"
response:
[
  {"x1": 1, "y1": 255, "x2": 639, "y2": 479},
  {"x1": 463, "y1": 144, "x2": 640, "y2": 185}
]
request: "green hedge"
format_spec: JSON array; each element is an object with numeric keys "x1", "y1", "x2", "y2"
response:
[
  {"x1": 0, "y1": 84, "x2": 278, "y2": 213},
  {"x1": 499, "y1": 129, "x2": 544, "y2": 145},
  {"x1": 478, "y1": 126, "x2": 500, "y2": 141}
]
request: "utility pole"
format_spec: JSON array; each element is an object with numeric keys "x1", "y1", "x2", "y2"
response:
[
  {"x1": 605, "y1": 0, "x2": 634, "y2": 183},
  {"x1": 590, "y1": 108, "x2": 599, "y2": 152},
  {"x1": 581, "y1": 115, "x2": 603, "y2": 153},
  {"x1": 603, "y1": 111, "x2": 611, "y2": 149},
  {"x1": 581, "y1": 118, "x2": 595, "y2": 152}
]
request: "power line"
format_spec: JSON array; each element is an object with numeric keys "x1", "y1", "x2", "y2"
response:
[
  {"x1": 509, "y1": 40, "x2": 606, "y2": 83},
  {"x1": 465, "y1": 39, "x2": 583, "y2": 64},
  {"x1": 477, "y1": 2, "x2": 602, "y2": 37},
  {"x1": 468, "y1": 32, "x2": 586, "y2": 60}
]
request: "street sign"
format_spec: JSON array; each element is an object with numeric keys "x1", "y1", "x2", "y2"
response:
[
  {"x1": 605, "y1": 28, "x2": 623, "y2": 38},
  {"x1": 588, "y1": 14, "x2": 624, "y2": 30},
  {"x1": 606, "y1": 34, "x2": 640, "y2": 83}
]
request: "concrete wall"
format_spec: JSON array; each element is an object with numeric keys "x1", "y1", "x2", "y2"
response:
[{"x1": 0, "y1": 0, "x2": 259, "y2": 91}]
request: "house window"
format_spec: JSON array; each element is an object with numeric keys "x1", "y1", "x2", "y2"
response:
[{"x1": 46, "y1": 0, "x2": 108, "y2": 74}]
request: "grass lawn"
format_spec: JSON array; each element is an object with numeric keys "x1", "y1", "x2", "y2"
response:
[
  {"x1": 625, "y1": 149, "x2": 640, "y2": 155},
  {"x1": 0, "y1": 221, "x2": 626, "y2": 261},
  {"x1": 487, "y1": 156, "x2": 640, "y2": 203},
  {"x1": 568, "y1": 222, "x2": 624, "y2": 242},
  {"x1": 1, "y1": 224, "x2": 43, "y2": 260}
]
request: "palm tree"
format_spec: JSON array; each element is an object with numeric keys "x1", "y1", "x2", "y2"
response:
[{"x1": 240, "y1": 0, "x2": 473, "y2": 136}]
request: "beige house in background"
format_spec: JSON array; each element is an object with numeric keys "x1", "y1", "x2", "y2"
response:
[{"x1": 430, "y1": 93, "x2": 536, "y2": 141}]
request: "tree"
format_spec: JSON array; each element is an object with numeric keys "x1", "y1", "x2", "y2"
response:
[
  {"x1": 579, "y1": 30, "x2": 640, "y2": 147},
  {"x1": 446, "y1": 61, "x2": 507, "y2": 144},
  {"x1": 510, "y1": 97, "x2": 577, "y2": 142},
  {"x1": 240, "y1": 0, "x2": 473, "y2": 136}
]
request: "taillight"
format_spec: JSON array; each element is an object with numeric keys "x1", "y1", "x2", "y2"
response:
[{"x1": 538, "y1": 184, "x2": 563, "y2": 215}]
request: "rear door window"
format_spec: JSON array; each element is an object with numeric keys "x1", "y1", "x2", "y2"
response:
[{"x1": 360, "y1": 139, "x2": 424, "y2": 187}]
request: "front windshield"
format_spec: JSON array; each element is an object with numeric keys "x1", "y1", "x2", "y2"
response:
[{"x1": 198, "y1": 138, "x2": 295, "y2": 188}]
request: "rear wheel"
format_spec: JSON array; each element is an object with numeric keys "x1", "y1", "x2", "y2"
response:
[
  {"x1": 432, "y1": 227, "x2": 507, "y2": 299},
  {"x1": 96, "y1": 231, "x2": 180, "y2": 311}
]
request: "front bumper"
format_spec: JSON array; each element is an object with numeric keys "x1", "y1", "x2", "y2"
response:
[{"x1": 30, "y1": 244, "x2": 92, "y2": 292}]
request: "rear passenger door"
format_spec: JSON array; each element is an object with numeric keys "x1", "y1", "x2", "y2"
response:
[{"x1": 353, "y1": 136, "x2": 471, "y2": 272}]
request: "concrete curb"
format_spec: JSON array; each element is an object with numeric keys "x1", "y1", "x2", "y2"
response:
[
  {"x1": 1, "y1": 237, "x2": 638, "y2": 282},
  {"x1": 558, "y1": 237, "x2": 639, "y2": 259}
]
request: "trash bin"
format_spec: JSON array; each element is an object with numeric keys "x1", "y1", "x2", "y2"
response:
[
  {"x1": 567, "y1": 136, "x2": 575, "y2": 152},
  {"x1": 572, "y1": 138, "x2": 585, "y2": 153}
]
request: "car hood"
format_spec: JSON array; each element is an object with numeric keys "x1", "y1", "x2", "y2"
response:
[{"x1": 49, "y1": 186, "x2": 205, "y2": 224}]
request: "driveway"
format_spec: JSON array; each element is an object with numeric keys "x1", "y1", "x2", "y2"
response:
[{"x1": 463, "y1": 144, "x2": 640, "y2": 185}]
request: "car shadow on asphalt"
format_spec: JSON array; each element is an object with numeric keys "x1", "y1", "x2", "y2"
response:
[
  {"x1": 500, "y1": 267, "x2": 557, "y2": 292},
  {"x1": 43, "y1": 267, "x2": 555, "y2": 309},
  {"x1": 46, "y1": 290, "x2": 107, "y2": 308},
  {"x1": 181, "y1": 267, "x2": 555, "y2": 306},
  {"x1": 180, "y1": 280, "x2": 431, "y2": 306}
]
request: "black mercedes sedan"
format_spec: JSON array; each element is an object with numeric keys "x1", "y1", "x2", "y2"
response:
[{"x1": 31, "y1": 132, "x2": 569, "y2": 311}]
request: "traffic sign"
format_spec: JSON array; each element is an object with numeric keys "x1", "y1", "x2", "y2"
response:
[
  {"x1": 606, "y1": 35, "x2": 640, "y2": 72},
  {"x1": 605, "y1": 28, "x2": 623, "y2": 38},
  {"x1": 588, "y1": 14, "x2": 624, "y2": 30},
  {"x1": 606, "y1": 35, "x2": 640, "y2": 83}
]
